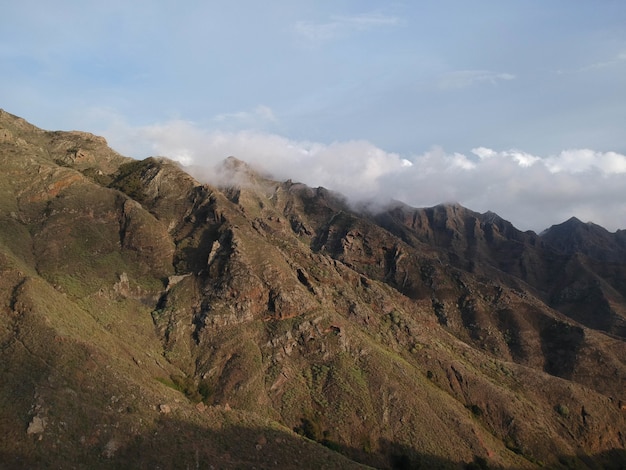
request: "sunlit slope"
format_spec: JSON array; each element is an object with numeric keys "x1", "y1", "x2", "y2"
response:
[{"x1": 0, "y1": 110, "x2": 624, "y2": 469}]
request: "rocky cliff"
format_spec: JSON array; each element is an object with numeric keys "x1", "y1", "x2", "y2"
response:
[{"x1": 0, "y1": 109, "x2": 625, "y2": 469}]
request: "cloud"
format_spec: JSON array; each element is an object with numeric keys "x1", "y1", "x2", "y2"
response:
[
  {"x1": 544, "y1": 149, "x2": 626, "y2": 174},
  {"x1": 100, "y1": 118, "x2": 626, "y2": 233},
  {"x1": 438, "y1": 70, "x2": 515, "y2": 90},
  {"x1": 556, "y1": 51, "x2": 626, "y2": 75},
  {"x1": 580, "y1": 51, "x2": 626, "y2": 72},
  {"x1": 212, "y1": 105, "x2": 277, "y2": 130},
  {"x1": 293, "y1": 13, "x2": 400, "y2": 43},
  {"x1": 472, "y1": 147, "x2": 540, "y2": 167}
]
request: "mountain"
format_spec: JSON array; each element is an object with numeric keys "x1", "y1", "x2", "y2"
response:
[
  {"x1": 541, "y1": 217, "x2": 626, "y2": 263},
  {"x1": 0, "y1": 109, "x2": 625, "y2": 469}
]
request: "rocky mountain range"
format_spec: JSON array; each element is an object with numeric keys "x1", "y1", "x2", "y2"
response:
[{"x1": 0, "y1": 108, "x2": 625, "y2": 469}]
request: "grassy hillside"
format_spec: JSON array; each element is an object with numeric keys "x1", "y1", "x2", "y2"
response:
[{"x1": 0, "y1": 109, "x2": 625, "y2": 469}]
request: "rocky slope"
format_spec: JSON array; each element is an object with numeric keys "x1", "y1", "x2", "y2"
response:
[{"x1": 0, "y1": 109, "x2": 625, "y2": 469}]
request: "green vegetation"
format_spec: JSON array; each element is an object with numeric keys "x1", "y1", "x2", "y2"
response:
[
  {"x1": 466, "y1": 404, "x2": 484, "y2": 417},
  {"x1": 555, "y1": 403, "x2": 570, "y2": 418},
  {"x1": 294, "y1": 417, "x2": 343, "y2": 453},
  {"x1": 81, "y1": 167, "x2": 113, "y2": 186},
  {"x1": 110, "y1": 159, "x2": 149, "y2": 202},
  {"x1": 156, "y1": 374, "x2": 213, "y2": 403}
]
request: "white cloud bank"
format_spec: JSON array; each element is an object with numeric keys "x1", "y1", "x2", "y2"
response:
[{"x1": 103, "y1": 119, "x2": 626, "y2": 233}]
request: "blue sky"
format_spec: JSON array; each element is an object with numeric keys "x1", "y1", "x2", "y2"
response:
[{"x1": 2, "y1": 1, "x2": 626, "y2": 231}]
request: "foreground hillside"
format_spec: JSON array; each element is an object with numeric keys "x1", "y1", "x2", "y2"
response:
[{"x1": 0, "y1": 109, "x2": 625, "y2": 469}]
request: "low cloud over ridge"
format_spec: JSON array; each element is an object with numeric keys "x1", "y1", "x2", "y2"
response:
[{"x1": 103, "y1": 119, "x2": 626, "y2": 233}]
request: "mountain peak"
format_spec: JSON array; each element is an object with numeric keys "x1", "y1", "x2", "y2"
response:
[
  {"x1": 540, "y1": 215, "x2": 626, "y2": 262},
  {"x1": 543, "y1": 216, "x2": 606, "y2": 236},
  {"x1": 217, "y1": 156, "x2": 269, "y2": 186},
  {"x1": 223, "y1": 155, "x2": 250, "y2": 169},
  {"x1": 564, "y1": 215, "x2": 583, "y2": 225}
]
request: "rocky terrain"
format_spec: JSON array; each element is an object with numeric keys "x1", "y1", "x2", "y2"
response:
[{"x1": 0, "y1": 108, "x2": 625, "y2": 469}]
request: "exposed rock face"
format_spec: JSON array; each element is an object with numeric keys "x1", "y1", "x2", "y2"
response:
[
  {"x1": 0, "y1": 109, "x2": 625, "y2": 469},
  {"x1": 26, "y1": 416, "x2": 46, "y2": 435}
]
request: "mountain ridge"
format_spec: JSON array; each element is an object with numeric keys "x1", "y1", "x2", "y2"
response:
[
  {"x1": 0, "y1": 110, "x2": 625, "y2": 469},
  {"x1": 2, "y1": 106, "x2": 622, "y2": 236}
]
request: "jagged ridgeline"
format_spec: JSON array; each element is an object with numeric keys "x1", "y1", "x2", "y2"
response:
[{"x1": 0, "y1": 109, "x2": 625, "y2": 469}]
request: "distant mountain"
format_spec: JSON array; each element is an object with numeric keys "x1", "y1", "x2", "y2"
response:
[
  {"x1": 0, "y1": 109, "x2": 625, "y2": 469},
  {"x1": 541, "y1": 216, "x2": 626, "y2": 263}
]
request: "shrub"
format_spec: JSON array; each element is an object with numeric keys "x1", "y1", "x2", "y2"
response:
[
  {"x1": 466, "y1": 456, "x2": 489, "y2": 469},
  {"x1": 198, "y1": 380, "x2": 213, "y2": 403},
  {"x1": 294, "y1": 417, "x2": 322, "y2": 441},
  {"x1": 110, "y1": 160, "x2": 148, "y2": 202},
  {"x1": 466, "y1": 404, "x2": 484, "y2": 417},
  {"x1": 555, "y1": 404, "x2": 570, "y2": 417}
]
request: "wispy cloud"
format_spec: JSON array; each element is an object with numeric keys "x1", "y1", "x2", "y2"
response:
[
  {"x1": 556, "y1": 51, "x2": 626, "y2": 75},
  {"x1": 293, "y1": 13, "x2": 401, "y2": 43},
  {"x1": 438, "y1": 70, "x2": 515, "y2": 90},
  {"x1": 212, "y1": 105, "x2": 277, "y2": 127},
  {"x1": 581, "y1": 51, "x2": 626, "y2": 71}
]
